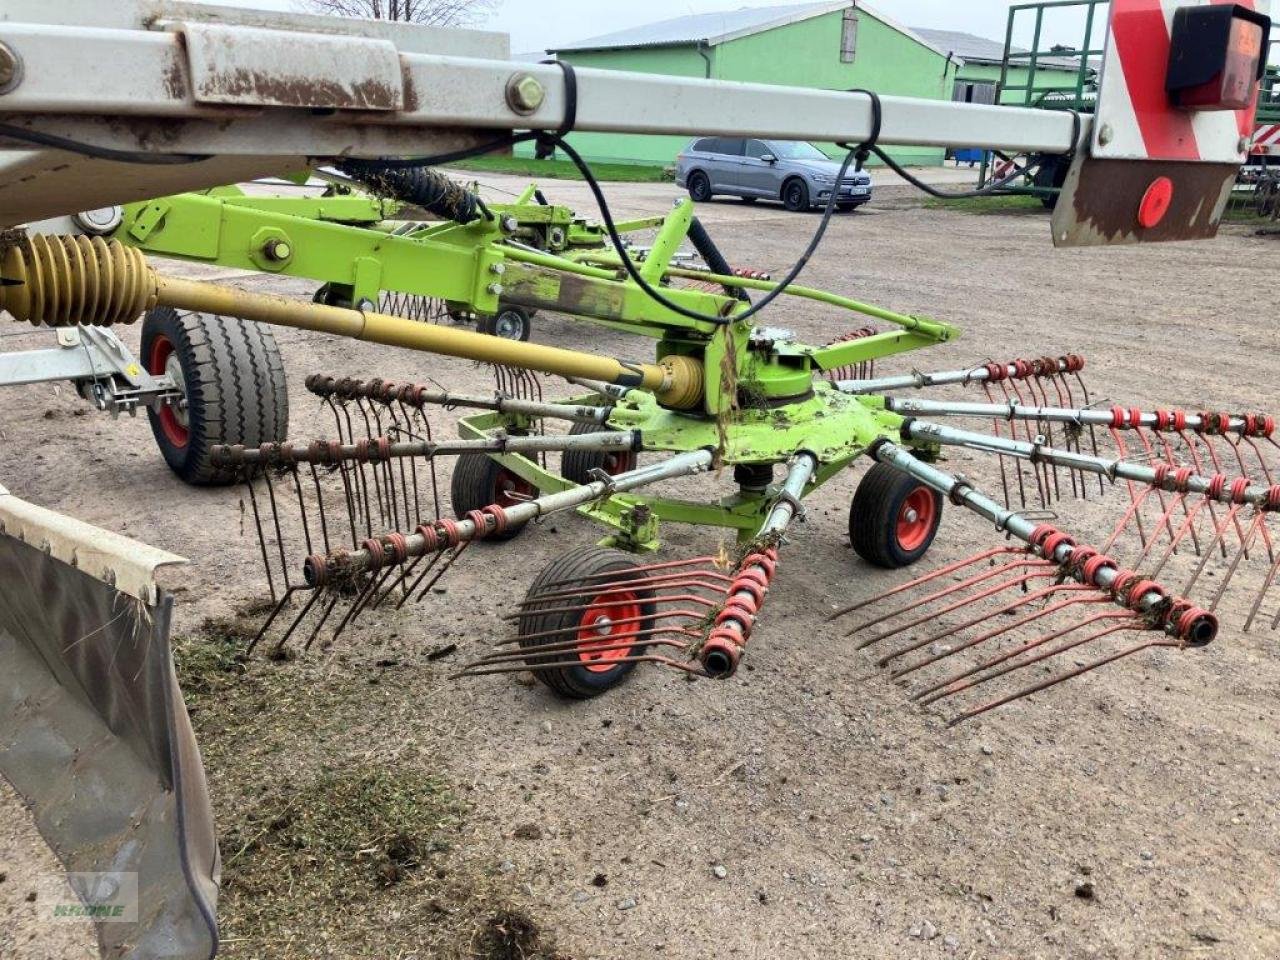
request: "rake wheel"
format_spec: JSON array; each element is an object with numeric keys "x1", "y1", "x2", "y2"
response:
[
  {"x1": 561, "y1": 421, "x2": 639, "y2": 486},
  {"x1": 850, "y1": 462, "x2": 943, "y2": 569},
  {"x1": 518, "y1": 547, "x2": 657, "y2": 699},
  {"x1": 141, "y1": 306, "x2": 288, "y2": 486},
  {"x1": 450, "y1": 453, "x2": 536, "y2": 542}
]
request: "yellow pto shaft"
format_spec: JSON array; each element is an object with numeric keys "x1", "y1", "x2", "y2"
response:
[{"x1": 0, "y1": 235, "x2": 703, "y2": 409}]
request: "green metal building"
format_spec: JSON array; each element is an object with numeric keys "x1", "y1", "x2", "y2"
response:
[
  {"x1": 539, "y1": 2, "x2": 962, "y2": 168},
  {"x1": 913, "y1": 27, "x2": 1085, "y2": 107}
]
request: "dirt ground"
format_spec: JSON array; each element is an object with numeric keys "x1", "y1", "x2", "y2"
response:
[{"x1": 2, "y1": 175, "x2": 1279, "y2": 960}]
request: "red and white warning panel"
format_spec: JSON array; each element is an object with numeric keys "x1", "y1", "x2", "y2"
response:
[
  {"x1": 1253, "y1": 122, "x2": 1280, "y2": 155},
  {"x1": 1054, "y1": 0, "x2": 1274, "y2": 246}
]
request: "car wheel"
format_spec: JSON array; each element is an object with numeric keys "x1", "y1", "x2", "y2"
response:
[
  {"x1": 687, "y1": 171, "x2": 712, "y2": 203},
  {"x1": 782, "y1": 179, "x2": 810, "y2": 212}
]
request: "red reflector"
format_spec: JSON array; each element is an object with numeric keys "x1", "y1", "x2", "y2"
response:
[{"x1": 1138, "y1": 177, "x2": 1174, "y2": 229}]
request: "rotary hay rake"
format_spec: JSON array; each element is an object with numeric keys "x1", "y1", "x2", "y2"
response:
[
  {"x1": 207, "y1": 347, "x2": 1280, "y2": 724},
  {"x1": 9, "y1": 223, "x2": 1277, "y2": 727}
]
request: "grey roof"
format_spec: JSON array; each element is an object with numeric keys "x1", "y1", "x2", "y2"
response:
[
  {"x1": 912, "y1": 27, "x2": 1082, "y2": 72},
  {"x1": 551, "y1": 2, "x2": 947, "y2": 58}
]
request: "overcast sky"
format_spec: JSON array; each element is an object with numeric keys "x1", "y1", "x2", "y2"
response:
[{"x1": 207, "y1": 1, "x2": 1096, "y2": 55}]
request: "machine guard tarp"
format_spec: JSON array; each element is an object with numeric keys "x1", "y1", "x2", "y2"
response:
[{"x1": 0, "y1": 489, "x2": 218, "y2": 959}]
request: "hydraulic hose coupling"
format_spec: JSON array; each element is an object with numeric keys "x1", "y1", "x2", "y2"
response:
[{"x1": 0, "y1": 235, "x2": 158, "y2": 327}]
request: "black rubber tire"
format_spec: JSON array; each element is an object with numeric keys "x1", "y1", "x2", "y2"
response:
[
  {"x1": 449, "y1": 453, "x2": 535, "y2": 542},
  {"x1": 782, "y1": 178, "x2": 811, "y2": 212},
  {"x1": 849, "y1": 462, "x2": 944, "y2": 569},
  {"x1": 687, "y1": 171, "x2": 713, "y2": 203},
  {"x1": 518, "y1": 546, "x2": 656, "y2": 699},
  {"x1": 478, "y1": 306, "x2": 533, "y2": 342},
  {"x1": 141, "y1": 307, "x2": 289, "y2": 487},
  {"x1": 561, "y1": 421, "x2": 639, "y2": 486}
]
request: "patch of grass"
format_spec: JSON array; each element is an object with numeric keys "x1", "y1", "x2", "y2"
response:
[
  {"x1": 174, "y1": 621, "x2": 568, "y2": 959},
  {"x1": 922, "y1": 194, "x2": 1048, "y2": 214},
  {"x1": 448, "y1": 154, "x2": 671, "y2": 183}
]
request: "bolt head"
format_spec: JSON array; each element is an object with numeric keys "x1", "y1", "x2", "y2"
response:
[
  {"x1": 506, "y1": 73, "x2": 546, "y2": 114},
  {"x1": 1098, "y1": 123, "x2": 1114, "y2": 147},
  {"x1": 0, "y1": 43, "x2": 21, "y2": 94},
  {"x1": 263, "y1": 238, "x2": 292, "y2": 262},
  {"x1": 488, "y1": 283, "x2": 504, "y2": 297}
]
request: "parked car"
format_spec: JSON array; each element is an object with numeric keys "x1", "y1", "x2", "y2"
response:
[{"x1": 676, "y1": 138, "x2": 874, "y2": 212}]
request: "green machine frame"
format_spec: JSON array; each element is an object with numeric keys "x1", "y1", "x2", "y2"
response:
[{"x1": 106, "y1": 175, "x2": 958, "y2": 552}]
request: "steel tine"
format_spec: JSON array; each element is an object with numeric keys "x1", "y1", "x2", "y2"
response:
[
  {"x1": 1181, "y1": 504, "x2": 1246, "y2": 597},
  {"x1": 828, "y1": 547, "x2": 1024, "y2": 621},
  {"x1": 889, "y1": 593, "x2": 1110, "y2": 681},
  {"x1": 853, "y1": 570, "x2": 1059, "y2": 648},
  {"x1": 395, "y1": 551, "x2": 447, "y2": 609},
  {"x1": 875, "y1": 582, "x2": 1094, "y2": 666},
  {"x1": 270, "y1": 586, "x2": 326, "y2": 656},
  {"x1": 301, "y1": 591, "x2": 345, "y2": 654},
  {"x1": 468, "y1": 632, "x2": 693, "y2": 668},
  {"x1": 289, "y1": 466, "x2": 315, "y2": 559},
  {"x1": 1107, "y1": 427, "x2": 1149, "y2": 549},
  {"x1": 247, "y1": 585, "x2": 305, "y2": 655},
  {"x1": 308, "y1": 464, "x2": 333, "y2": 554},
  {"x1": 1209, "y1": 511, "x2": 1268, "y2": 612},
  {"x1": 413, "y1": 542, "x2": 472, "y2": 604},
  {"x1": 454, "y1": 651, "x2": 703, "y2": 680},
  {"x1": 914, "y1": 612, "x2": 1138, "y2": 703},
  {"x1": 1149, "y1": 497, "x2": 1212, "y2": 579},
  {"x1": 947, "y1": 637, "x2": 1177, "y2": 727},
  {"x1": 839, "y1": 558, "x2": 1050, "y2": 636},
  {"x1": 1246, "y1": 549, "x2": 1280, "y2": 631},
  {"x1": 245, "y1": 470, "x2": 279, "y2": 603},
  {"x1": 501, "y1": 611, "x2": 707, "y2": 648}
]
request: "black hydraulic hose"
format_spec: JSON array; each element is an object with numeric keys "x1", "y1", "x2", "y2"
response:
[
  {"x1": 337, "y1": 160, "x2": 485, "y2": 224},
  {"x1": 687, "y1": 218, "x2": 750, "y2": 303}
]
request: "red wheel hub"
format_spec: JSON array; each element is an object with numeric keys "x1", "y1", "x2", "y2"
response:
[
  {"x1": 895, "y1": 487, "x2": 937, "y2": 552},
  {"x1": 147, "y1": 335, "x2": 189, "y2": 448},
  {"x1": 601, "y1": 451, "x2": 638, "y2": 476},
  {"x1": 492, "y1": 467, "x2": 535, "y2": 507},
  {"x1": 576, "y1": 590, "x2": 641, "y2": 674}
]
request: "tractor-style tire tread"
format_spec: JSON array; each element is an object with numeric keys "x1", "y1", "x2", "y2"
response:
[{"x1": 142, "y1": 307, "x2": 289, "y2": 486}]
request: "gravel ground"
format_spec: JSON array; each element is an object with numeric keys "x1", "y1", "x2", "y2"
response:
[{"x1": 2, "y1": 175, "x2": 1278, "y2": 959}]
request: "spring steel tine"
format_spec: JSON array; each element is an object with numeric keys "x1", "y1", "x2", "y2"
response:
[
  {"x1": 387, "y1": 550, "x2": 445, "y2": 610},
  {"x1": 288, "y1": 467, "x2": 315, "y2": 559},
  {"x1": 933, "y1": 622, "x2": 1146, "y2": 713},
  {"x1": 507, "y1": 574, "x2": 731, "y2": 614},
  {"x1": 840, "y1": 558, "x2": 1050, "y2": 636},
  {"x1": 1181, "y1": 503, "x2": 1248, "y2": 597},
  {"x1": 454, "y1": 652, "x2": 704, "y2": 680},
  {"x1": 525, "y1": 556, "x2": 728, "y2": 594},
  {"x1": 1209, "y1": 512, "x2": 1269, "y2": 612},
  {"x1": 1244, "y1": 548, "x2": 1280, "y2": 632},
  {"x1": 308, "y1": 464, "x2": 333, "y2": 554},
  {"x1": 913, "y1": 611, "x2": 1138, "y2": 703},
  {"x1": 875, "y1": 583, "x2": 1096, "y2": 667},
  {"x1": 468, "y1": 632, "x2": 695, "y2": 668},
  {"x1": 261, "y1": 471, "x2": 293, "y2": 591},
  {"x1": 247, "y1": 585, "x2": 306, "y2": 655},
  {"x1": 505, "y1": 611, "x2": 707, "y2": 647},
  {"x1": 1147, "y1": 498, "x2": 1214, "y2": 579},
  {"x1": 413, "y1": 543, "x2": 471, "y2": 604},
  {"x1": 349, "y1": 562, "x2": 403, "y2": 625},
  {"x1": 300, "y1": 590, "x2": 345, "y2": 654},
  {"x1": 245, "y1": 472, "x2": 278, "y2": 603},
  {"x1": 827, "y1": 547, "x2": 1025, "y2": 621},
  {"x1": 947, "y1": 638, "x2": 1179, "y2": 727},
  {"x1": 889, "y1": 593, "x2": 1112, "y2": 681},
  {"x1": 270, "y1": 585, "x2": 326, "y2": 655},
  {"x1": 852, "y1": 570, "x2": 1059, "y2": 647},
  {"x1": 505, "y1": 593, "x2": 722, "y2": 624}
]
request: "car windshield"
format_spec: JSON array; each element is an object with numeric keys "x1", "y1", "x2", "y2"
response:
[{"x1": 768, "y1": 141, "x2": 830, "y2": 161}]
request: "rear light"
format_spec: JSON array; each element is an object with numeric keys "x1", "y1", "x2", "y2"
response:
[{"x1": 1166, "y1": 3, "x2": 1272, "y2": 111}]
